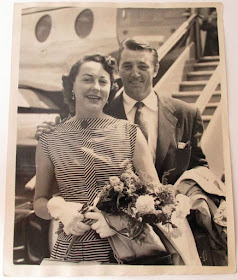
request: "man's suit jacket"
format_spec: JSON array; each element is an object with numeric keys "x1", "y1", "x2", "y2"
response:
[{"x1": 104, "y1": 92, "x2": 208, "y2": 184}]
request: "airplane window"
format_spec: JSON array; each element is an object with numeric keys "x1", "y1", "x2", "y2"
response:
[
  {"x1": 35, "y1": 15, "x2": 52, "y2": 42},
  {"x1": 75, "y1": 9, "x2": 94, "y2": 38}
]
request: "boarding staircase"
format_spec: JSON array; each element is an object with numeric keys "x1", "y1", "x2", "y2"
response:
[
  {"x1": 152, "y1": 12, "x2": 223, "y2": 178},
  {"x1": 172, "y1": 55, "x2": 221, "y2": 129}
]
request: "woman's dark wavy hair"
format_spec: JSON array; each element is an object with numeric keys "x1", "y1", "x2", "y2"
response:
[{"x1": 62, "y1": 54, "x2": 119, "y2": 115}]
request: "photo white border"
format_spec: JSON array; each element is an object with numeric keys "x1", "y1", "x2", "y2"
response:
[{"x1": 1, "y1": 0, "x2": 237, "y2": 278}]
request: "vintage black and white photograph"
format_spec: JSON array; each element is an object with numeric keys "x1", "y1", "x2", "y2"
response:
[{"x1": 2, "y1": 1, "x2": 236, "y2": 277}]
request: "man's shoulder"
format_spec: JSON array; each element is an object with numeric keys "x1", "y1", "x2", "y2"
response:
[
  {"x1": 107, "y1": 93, "x2": 123, "y2": 108},
  {"x1": 104, "y1": 93, "x2": 125, "y2": 118},
  {"x1": 159, "y1": 95, "x2": 198, "y2": 115}
]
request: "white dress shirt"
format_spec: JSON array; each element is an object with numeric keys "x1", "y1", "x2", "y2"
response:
[{"x1": 123, "y1": 91, "x2": 159, "y2": 163}]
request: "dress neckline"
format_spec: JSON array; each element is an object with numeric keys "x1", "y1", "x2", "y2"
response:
[{"x1": 57, "y1": 116, "x2": 123, "y2": 131}]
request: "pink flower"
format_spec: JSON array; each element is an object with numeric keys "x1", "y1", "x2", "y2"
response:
[
  {"x1": 121, "y1": 170, "x2": 138, "y2": 181},
  {"x1": 113, "y1": 182, "x2": 124, "y2": 192},
  {"x1": 104, "y1": 184, "x2": 111, "y2": 190},
  {"x1": 162, "y1": 204, "x2": 174, "y2": 216},
  {"x1": 109, "y1": 176, "x2": 121, "y2": 186},
  {"x1": 128, "y1": 184, "x2": 137, "y2": 192}
]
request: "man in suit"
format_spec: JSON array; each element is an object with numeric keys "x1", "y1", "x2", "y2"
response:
[
  {"x1": 103, "y1": 39, "x2": 226, "y2": 266},
  {"x1": 104, "y1": 39, "x2": 208, "y2": 185}
]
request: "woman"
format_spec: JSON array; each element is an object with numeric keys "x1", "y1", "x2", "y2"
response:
[{"x1": 34, "y1": 54, "x2": 163, "y2": 263}]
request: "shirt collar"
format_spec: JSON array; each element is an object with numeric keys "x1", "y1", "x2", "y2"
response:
[{"x1": 123, "y1": 90, "x2": 158, "y2": 114}]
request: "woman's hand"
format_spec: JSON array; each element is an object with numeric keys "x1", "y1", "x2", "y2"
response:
[
  {"x1": 47, "y1": 197, "x2": 91, "y2": 236},
  {"x1": 59, "y1": 207, "x2": 91, "y2": 236},
  {"x1": 85, "y1": 210, "x2": 115, "y2": 238}
]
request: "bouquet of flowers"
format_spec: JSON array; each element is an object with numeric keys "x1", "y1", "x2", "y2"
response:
[
  {"x1": 96, "y1": 160, "x2": 192, "y2": 243},
  {"x1": 59, "y1": 160, "x2": 200, "y2": 265}
]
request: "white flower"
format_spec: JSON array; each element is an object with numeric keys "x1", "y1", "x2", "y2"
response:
[
  {"x1": 175, "y1": 194, "x2": 191, "y2": 217},
  {"x1": 135, "y1": 195, "x2": 155, "y2": 214},
  {"x1": 109, "y1": 176, "x2": 121, "y2": 186}
]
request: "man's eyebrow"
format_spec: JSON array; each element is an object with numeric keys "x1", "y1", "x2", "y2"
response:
[
  {"x1": 137, "y1": 62, "x2": 149, "y2": 65},
  {"x1": 122, "y1": 62, "x2": 132, "y2": 65},
  {"x1": 122, "y1": 61, "x2": 149, "y2": 65}
]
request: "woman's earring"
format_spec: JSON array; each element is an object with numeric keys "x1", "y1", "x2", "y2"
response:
[{"x1": 72, "y1": 90, "x2": 75, "y2": 101}]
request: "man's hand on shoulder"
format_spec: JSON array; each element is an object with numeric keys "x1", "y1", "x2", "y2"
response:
[{"x1": 35, "y1": 115, "x2": 61, "y2": 140}]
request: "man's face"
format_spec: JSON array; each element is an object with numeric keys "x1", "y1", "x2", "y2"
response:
[{"x1": 118, "y1": 49, "x2": 159, "y2": 101}]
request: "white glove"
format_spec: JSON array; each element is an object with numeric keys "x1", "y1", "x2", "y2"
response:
[
  {"x1": 47, "y1": 197, "x2": 90, "y2": 236},
  {"x1": 85, "y1": 210, "x2": 116, "y2": 238}
]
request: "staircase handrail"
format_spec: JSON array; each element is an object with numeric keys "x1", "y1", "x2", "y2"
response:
[
  {"x1": 157, "y1": 13, "x2": 198, "y2": 61},
  {"x1": 196, "y1": 63, "x2": 221, "y2": 113}
]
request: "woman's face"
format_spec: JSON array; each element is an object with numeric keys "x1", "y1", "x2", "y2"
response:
[{"x1": 73, "y1": 61, "x2": 111, "y2": 118}]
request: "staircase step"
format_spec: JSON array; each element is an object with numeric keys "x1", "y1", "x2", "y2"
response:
[
  {"x1": 199, "y1": 56, "x2": 220, "y2": 63},
  {"x1": 172, "y1": 90, "x2": 221, "y2": 103},
  {"x1": 173, "y1": 91, "x2": 200, "y2": 103},
  {"x1": 187, "y1": 71, "x2": 214, "y2": 81},
  {"x1": 202, "y1": 115, "x2": 212, "y2": 129},
  {"x1": 209, "y1": 91, "x2": 221, "y2": 102},
  {"x1": 180, "y1": 81, "x2": 207, "y2": 91},
  {"x1": 180, "y1": 81, "x2": 221, "y2": 92},
  {"x1": 202, "y1": 102, "x2": 219, "y2": 115},
  {"x1": 193, "y1": 61, "x2": 219, "y2": 71}
]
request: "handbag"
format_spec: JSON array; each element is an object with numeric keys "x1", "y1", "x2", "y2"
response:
[{"x1": 105, "y1": 214, "x2": 173, "y2": 265}]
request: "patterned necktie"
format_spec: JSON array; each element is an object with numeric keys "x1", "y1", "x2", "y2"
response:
[{"x1": 134, "y1": 101, "x2": 148, "y2": 142}]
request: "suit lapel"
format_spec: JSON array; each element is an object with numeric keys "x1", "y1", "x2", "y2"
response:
[
  {"x1": 105, "y1": 93, "x2": 127, "y2": 120},
  {"x1": 107, "y1": 93, "x2": 178, "y2": 174},
  {"x1": 156, "y1": 95, "x2": 178, "y2": 172}
]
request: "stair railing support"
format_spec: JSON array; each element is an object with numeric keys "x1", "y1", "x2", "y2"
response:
[
  {"x1": 196, "y1": 63, "x2": 221, "y2": 114},
  {"x1": 157, "y1": 13, "x2": 197, "y2": 62}
]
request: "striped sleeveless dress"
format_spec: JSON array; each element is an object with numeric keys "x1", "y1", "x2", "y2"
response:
[{"x1": 39, "y1": 117, "x2": 137, "y2": 263}]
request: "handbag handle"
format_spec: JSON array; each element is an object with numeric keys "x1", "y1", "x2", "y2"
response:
[{"x1": 102, "y1": 212, "x2": 144, "y2": 241}]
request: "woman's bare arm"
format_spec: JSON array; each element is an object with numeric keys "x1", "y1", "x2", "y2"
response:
[{"x1": 34, "y1": 142, "x2": 55, "y2": 220}]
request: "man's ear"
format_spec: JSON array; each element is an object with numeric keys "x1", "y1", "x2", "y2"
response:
[{"x1": 153, "y1": 63, "x2": 160, "y2": 78}]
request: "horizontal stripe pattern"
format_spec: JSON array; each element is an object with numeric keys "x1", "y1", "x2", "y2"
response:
[
  {"x1": 39, "y1": 118, "x2": 137, "y2": 263},
  {"x1": 51, "y1": 238, "x2": 114, "y2": 263}
]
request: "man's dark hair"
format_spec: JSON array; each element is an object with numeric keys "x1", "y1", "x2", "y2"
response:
[{"x1": 118, "y1": 38, "x2": 159, "y2": 67}]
